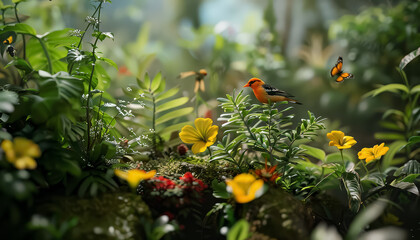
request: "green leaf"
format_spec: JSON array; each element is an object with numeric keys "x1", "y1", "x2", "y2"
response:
[
  {"x1": 157, "y1": 121, "x2": 192, "y2": 136},
  {"x1": 300, "y1": 144, "x2": 326, "y2": 162},
  {"x1": 342, "y1": 171, "x2": 361, "y2": 213},
  {"x1": 5, "y1": 58, "x2": 33, "y2": 74},
  {"x1": 345, "y1": 200, "x2": 387, "y2": 240},
  {"x1": 400, "y1": 136, "x2": 420, "y2": 150},
  {"x1": 400, "y1": 174, "x2": 420, "y2": 183},
  {"x1": 156, "y1": 97, "x2": 189, "y2": 113},
  {"x1": 155, "y1": 107, "x2": 193, "y2": 125},
  {"x1": 92, "y1": 31, "x2": 114, "y2": 41},
  {"x1": 363, "y1": 84, "x2": 409, "y2": 98},
  {"x1": 98, "y1": 57, "x2": 118, "y2": 70},
  {"x1": 0, "y1": 90, "x2": 19, "y2": 113},
  {"x1": 150, "y1": 72, "x2": 162, "y2": 93},
  {"x1": 374, "y1": 132, "x2": 405, "y2": 140},
  {"x1": 3, "y1": 23, "x2": 36, "y2": 35},
  {"x1": 381, "y1": 140, "x2": 406, "y2": 169},
  {"x1": 394, "y1": 160, "x2": 420, "y2": 177},
  {"x1": 155, "y1": 87, "x2": 179, "y2": 102},
  {"x1": 325, "y1": 152, "x2": 354, "y2": 163},
  {"x1": 390, "y1": 182, "x2": 419, "y2": 196},
  {"x1": 399, "y1": 46, "x2": 420, "y2": 70},
  {"x1": 211, "y1": 179, "x2": 230, "y2": 199},
  {"x1": 410, "y1": 84, "x2": 420, "y2": 95},
  {"x1": 227, "y1": 219, "x2": 249, "y2": 240}
]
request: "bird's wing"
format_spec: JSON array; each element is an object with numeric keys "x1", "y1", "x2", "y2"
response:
[
  {"x1": 178, "y1": 71, "x2": 197, "y2": 79},
  {"x1": 262, "y1": 84, "x2": 294, "y2": 97}
]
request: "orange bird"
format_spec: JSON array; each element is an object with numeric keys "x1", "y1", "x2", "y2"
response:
[
  {"x1": 243, "y1": 78, "x2": 301, "y2": 104},
  {"x1": 178, "y1": 69, "x2": 207, "y2": 93}
]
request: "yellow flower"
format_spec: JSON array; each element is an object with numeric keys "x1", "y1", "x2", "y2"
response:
[
  {"x1": 327, "y1": 130, "x2": 357, "y2": 149},
  {"x1": 1, "y1": 137, "x2": 41, "y2": 170},
  {"x1": 358, "y1": 143, "x2": 389, "y2": 163},
  {"x1": 179, "y1": 118, "x2": 219, "y2": 154},
  {"x1": 226, "y1": 173, "x2": 265, "y2": 204},
  {"x1": 114, "y1": 169, "x2": 156, "y2": 189}
]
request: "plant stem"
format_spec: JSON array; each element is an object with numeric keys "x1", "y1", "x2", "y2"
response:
[
  {"x1": 14, "y1": 3, "x2": 26, "y2": 60},
  {"x1": 340, "y1": 149, "x2": 345, "y2": 171},
  {"x1": 36, "y1": 37, "x2": 53, "y2": 73},
  {"x1": 2, "y1": 10, "x2": 5, "y2": 25},
  {"x1": 69, "y1": 2, "x2": 103, "y2": 74}
]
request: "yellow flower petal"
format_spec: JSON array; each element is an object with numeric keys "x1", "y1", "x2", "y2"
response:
[
  {"x1": 14, "y1": 156, "x2": 37, "y2": 170},
  {"x1": 195, "y1": 118, "x2": 213, "y2": 138},
  {"x1": 179, "y1": 118, "x2": 219, "y2": 155},
  {"x1": 114, "y1": 169, "x2": 128, "y2": 180},
  {"x1": 179, "y1": 125, "x2": 201, "y2": 143},
  {"x1": 327, "y1": 130, "x2": 356, "y2": 150},
  {"x1": 191, "y1": 141, "x2": 207, "y2": 154},
  {"x1": 226, "y1": 173, "x2": 265, "y2": 204},
  {"x1": 14, "y1": 137, "x2": 41, "y2": 158},
  {"x1": 1, "y1": 140, "x2": 15, "y2": 162}
]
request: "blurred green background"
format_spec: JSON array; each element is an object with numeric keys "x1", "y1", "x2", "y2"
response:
[{"x1": 13, "y1": 0, "x2": 420, "y2": 149}]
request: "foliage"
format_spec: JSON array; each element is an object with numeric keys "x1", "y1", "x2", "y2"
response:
[
  {"x1": 214, "y1": 89, "x2": 325, "y2": 171},
  {"x1": 123, "y1": 72, "x2": 193, "y2": 157}
]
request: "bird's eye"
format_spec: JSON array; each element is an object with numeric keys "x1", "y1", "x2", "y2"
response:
[{"x1": 249, "y1": 81, "x2": 255, "y2": 85}]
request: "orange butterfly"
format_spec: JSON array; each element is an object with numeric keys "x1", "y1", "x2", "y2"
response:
[{"x1": 330, "y1": 56, "x2": 353, "y2": 82}]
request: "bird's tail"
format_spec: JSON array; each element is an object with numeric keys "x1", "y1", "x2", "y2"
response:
[{"x1": 286, "y1": 98, "x2": 302, "y2": 105}]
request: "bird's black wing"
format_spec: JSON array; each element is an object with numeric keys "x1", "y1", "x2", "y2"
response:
[{"x1": 262, "y1": 84, "x2": 294, "y2": 97}]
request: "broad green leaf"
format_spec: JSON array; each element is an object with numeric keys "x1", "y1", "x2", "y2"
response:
[
  {"x1": 156, "y1": 87, "x2": 179, "y2": 102},
  {"x1": 5, "y1": 58, "x2": 32, "y2": 73},
  {"x1": 399, "y1": 136, "x2": 420, "y2": 151},
  {"x1": 381, "y1": 140, "x2": 406, "y2": 169},
  {"x1": 3, "y1": 23, "x2": 36, "y2": 35},
  {"x1": 227, "y1": 219, "x2": 249, "y2": 240},
  {"x1": 98, "y1": 57, "x2": 118, "y2": 70},
  {"x1": 150, "y1": 72, "x2": 162, "y2": 93},
  {"x1": 156, "y1": 97, "x2": 188, "y2": 113},
  {"x1": 374, "y1": 132, "x2": 405, "y2": 140},
  {"x1": 363, "y1": 84, "x2": 409, "y2": 98},
  {"x1": 157, "y1": 121, "x2": 192, "y2": 135},
  {"x1": 211, "y1": 179, "x2": 230, "y2": 199},
  {"x1": 400, "y1": 174, "x2": 420, "y2": 183},
  {"x1": 155, "y1": 107, "x2": 193, "y2": 125},
  {"x1": 342, "y1": 171, "x2": 361, "y2": 213},
  {"x1": 41, "y1": 28, "x2": 79, "y2": 47},
  {"x1": 410, "y1": 84, "x2": 420, "y2": 95},
  {"x1": 300, "y1": 144, "x2": 326, "y2": 162},
  {"x1": 345, "y1": 200, "x2": 387, "y2": 240},
  {"x1": 0, "y1": 90, "x2": 19, "y2": 113},
  {"x1": 394, "y1": 160, "x2": 420, "y2": 177},
  {"x1": 390, "y1": 182, "x2": 419, "y2": 196},
  {"x1": 325, "y1": 152, "x2": 354, "y2": 163},
  {"x1": 399, "y1": 46, "x2": 420, "y2": 70}
]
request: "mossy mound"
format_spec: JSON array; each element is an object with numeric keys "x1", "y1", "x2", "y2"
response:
[
  {"x1": 35, "y1": 189, "x2": 151, "y2": 240},
  {"x1": 247, "y1": 187, "x2": 315, "y2": 240},
  {"x1": 144, "y1": 157, "x2": 238, "y2": 183}
]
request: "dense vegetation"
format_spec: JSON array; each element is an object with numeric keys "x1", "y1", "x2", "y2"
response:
[{"x1": 0, "y1": 0, "x2": 419, "y2": 239}]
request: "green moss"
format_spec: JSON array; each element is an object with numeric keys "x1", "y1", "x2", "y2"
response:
[
  {"x1": 246, "y1": 187, "x2": 314, "y2": 240},
  {"x1": 142, "y1": 157, "x2": 239, "y2": 184},
  {"x1": 36, "y1": 189, "x2": 151, "y2": 240}
]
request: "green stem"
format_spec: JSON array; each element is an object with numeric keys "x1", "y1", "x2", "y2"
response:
[
  {"x1": 340, "y1": 149, "x2": 345, "y2": 170},
  {"x1": 2, "y1": 10, "x2": 5, "y2": 25},
  {"x1": 360, "y1": 159, "x2": 369, "y2": 176},
  {"x1": 195, "y1": 91, "x2": 199, "y2": 118},
  {"x1": 14, "y1": 3, "x2": 26, "y2": 60},
  {"x1": 207, "y1": 147, "x2": 212, "y2": 157},
  {"x1": 37, "y1": 37, "x2": 52, "y2": 73},
  {"x1": 69, "y1": 2, "x2": 103, "y2": 74}
]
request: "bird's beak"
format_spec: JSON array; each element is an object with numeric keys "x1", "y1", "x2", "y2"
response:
[{"x1": 243, "y1": 83, "x2": 250, "y2": 87}]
